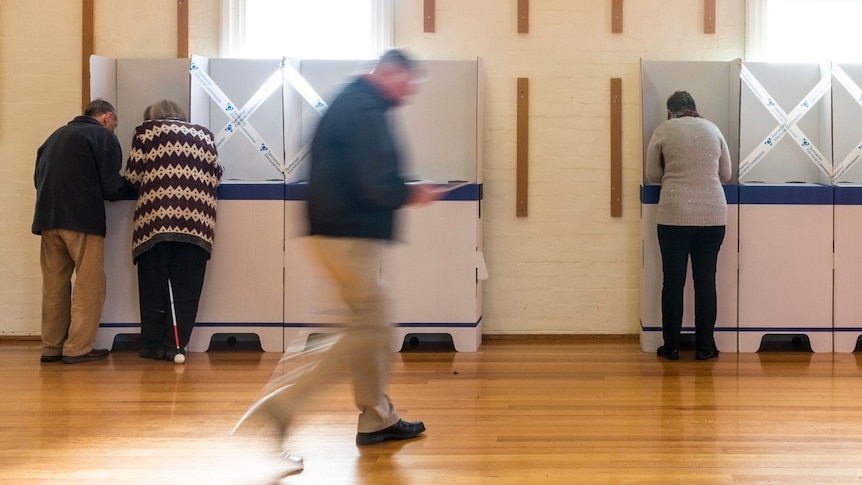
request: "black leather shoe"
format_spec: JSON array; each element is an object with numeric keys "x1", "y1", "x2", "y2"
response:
[
  {"x1": 656, "y1": 346, "x2": 679, "y2": 361},
  {"x1": 40, "y1": 354, "x2": 63, "y2": 363},
  {"x1": 356, "y1": 419, "x2": 425, "y2": 446},
  {"x1": 695, "y1": 348, "x2": 720, "y2": 361},
  {"x1": 139, "y1": 347, "x2": 166, "y2": 360},
  {"x1": 62, "y1": 348, "x2": 110, "y2": 364}
]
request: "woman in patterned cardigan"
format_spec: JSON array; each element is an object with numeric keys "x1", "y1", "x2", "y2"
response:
[{"x1": 125, "y1": 100, "x2": 223, "y2": 361}]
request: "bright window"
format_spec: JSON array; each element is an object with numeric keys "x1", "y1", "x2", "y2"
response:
[
  {"x1": 221, "y1": 0, "x2": 392, "y2": 59},
  {"x1": 747, "y1": 0, "x2": 862, "y2": 62}
]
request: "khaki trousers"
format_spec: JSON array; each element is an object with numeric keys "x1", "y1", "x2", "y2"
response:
[
  {"x1": 39, "y1": 229, "x2": 106, "y2": 357},
  {"x1": 263, "y1": 236, "x2": 400, "y2": 433}
]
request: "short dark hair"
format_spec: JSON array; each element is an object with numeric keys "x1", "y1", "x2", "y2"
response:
[
  {"x1": 83, "y1": 99, "x2": 117, "y2": 118},
  {"x1": 666, "y1": 91, "x2": 697, "y2": 114},
  {"x1": 378, "y1": 49, "x2": 416, "y2": 71}
]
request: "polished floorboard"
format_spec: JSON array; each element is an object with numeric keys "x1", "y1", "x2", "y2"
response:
[{"x1": 3, "y1": 335, "x2": 862, "y2": 484}]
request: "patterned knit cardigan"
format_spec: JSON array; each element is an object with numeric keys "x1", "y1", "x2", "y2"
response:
[{"x1": 125, "y1": 119, "x2": 223, "y2": 261}]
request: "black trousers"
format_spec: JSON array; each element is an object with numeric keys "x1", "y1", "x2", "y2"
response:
[
  {"x1": 136, "y1": 242, "x2": 209, "y2": 351},
  {"x1": 657, "y1": 224, "x2": 725, "y2": 352}
]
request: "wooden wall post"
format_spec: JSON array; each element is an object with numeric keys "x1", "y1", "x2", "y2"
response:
[
  {"x1": 82, "y1": 0, "x2": 94, "y2": 110},
  {"x1": 704, "y1": 0, "x2": 716, "y2": 34},
  {"x1": 178, "y1": 0, "x2": 190, "y2": 58},
  {"x1": 610, "y1": 78, "x2": 622, "y2": 217},
  {"x1": 516, "y1": 78, "x2": 529, "y2": 217},
  {"x1": 424, "y1": 0, "x2": 435, "y2": 32},
  {"x1": 518, "y1": 0, "x2": 529, "y2": 33},
  {"x1": 611, "y1": 0, "x2": 623, "y2": 33}
]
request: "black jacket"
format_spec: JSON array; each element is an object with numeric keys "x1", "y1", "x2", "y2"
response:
[
  {"x1": 307, "y1": 77, "x2": 410, "y2": 240},
  {"x1": 32, "y1": 116, "x2": 126, "y2": 237}
]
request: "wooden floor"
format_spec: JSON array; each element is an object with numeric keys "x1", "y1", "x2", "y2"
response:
[{"x1": 3, "y1": 336, "x2": 862, "y2": 484}]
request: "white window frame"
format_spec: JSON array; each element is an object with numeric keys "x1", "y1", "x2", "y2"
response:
[
  {"x1": 219, "y1": 0, "x2": 393, "y2": 59},
  {"x1": 744, "y1": 0, "x2": 768, "y2": 61}
]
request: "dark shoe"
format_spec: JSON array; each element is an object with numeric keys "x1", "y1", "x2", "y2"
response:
[
  {"x1": 40, "y1": 354, "x2": 63, "y2": 363},
  {"x1": 62, "y1": 348, "x2": 110, "y2": 364},
  {"x1": 656, "y1": 346, "x2": 679, "y2": 361},
  {"x1": 695, "y1": 348, "x2": 720, "y2": 361},
  {"x1": 139, "y1": 347, "x2": 166, "y2": 360},
  {"x1": 356, "y1": 419, "x2": 425, "y2": 446}
]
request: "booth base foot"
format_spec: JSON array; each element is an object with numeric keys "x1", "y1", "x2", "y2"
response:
[
  {"x1": 390, "y1": 325, "x2": 482, "y2": 352},
  {"x1": 189, "y1": 326, "x2": 284, "y2": 352},
  {"x1": 738, "y1": 331, "x2": 833, "y2": 353}
]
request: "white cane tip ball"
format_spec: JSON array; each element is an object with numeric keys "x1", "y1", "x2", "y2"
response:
[{"x1": 174, "y1": 353, "x2": 185, "y2": 364}]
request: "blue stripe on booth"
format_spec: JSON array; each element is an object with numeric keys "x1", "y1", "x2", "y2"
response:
[
  {"x1": 738, "y1": 184, "x2": 833, "y2": 205},
  {"x1": 218, "y1": 182, "x2": 285, "y2": 200},
  {"x1": 834, "y1": 185, "x2": 862, "y2": 205}
]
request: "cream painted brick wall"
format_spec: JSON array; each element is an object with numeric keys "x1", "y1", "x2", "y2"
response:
[
  {"x1": 1, "y1": 0, "x2": 84, "y2": 334},
  {"x1": 94, "y1": 0, "x2": 177, "y2": 58},
  {"x1": 0, "y1": 0, "x2": 744, "y2": 336}
]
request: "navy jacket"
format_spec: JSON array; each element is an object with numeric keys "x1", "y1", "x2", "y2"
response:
[
  {"x1": 307, "y1": 77, "x2": 410, "y2": 240},
  {"x1": 32, "y1": 116, "x2": 126, "y2": 237}
]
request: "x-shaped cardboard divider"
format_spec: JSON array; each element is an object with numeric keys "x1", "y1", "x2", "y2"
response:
[
  {"x1": 739, "y1": 64, "x2": 832, "y2": 181},
  {"x1": 190, "y1": 56, "x2": 330, "y2": 176}
]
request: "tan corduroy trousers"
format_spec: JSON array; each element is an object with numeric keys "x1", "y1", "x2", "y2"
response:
[{"x1": 39, "y1": 229, "x2": 106, "y2": 358}]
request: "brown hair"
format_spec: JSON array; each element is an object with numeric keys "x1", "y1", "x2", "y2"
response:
[{"x1": 666, "y1": 91, "x2": 697, "y2": 114}]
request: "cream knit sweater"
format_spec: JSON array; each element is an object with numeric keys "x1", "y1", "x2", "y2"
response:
[{"x1": 645, "y1": 116, "x2": 732, "y2": 226}]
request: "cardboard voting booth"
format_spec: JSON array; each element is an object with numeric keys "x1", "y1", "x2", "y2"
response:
[
  {"x1": 639, "y1": 60, "x2": 740, "y2": 353},
  {"x1": 640, "y1": 60, "x2": 862, "y2": 354},
  {"x1": 91, "y1": 55, "x2": 486, "y2": 353},
  {"x1": 737, "y1": 62, "x2": 834, "y2": 352},
  {"x1": 280, "y1": 59, "x2": 485, "y2": 352},
  {"x1": 832, "y1": 63, "x2": 862, "y2": 351}
]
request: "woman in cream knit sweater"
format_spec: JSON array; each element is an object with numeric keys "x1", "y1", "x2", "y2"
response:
[{"x1": 645, "y1": 91, "x2": 732, "y2": 361}]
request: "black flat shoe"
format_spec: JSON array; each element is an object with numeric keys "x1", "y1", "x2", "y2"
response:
[
  {"x1": 139, "y1": 347, "x2": 166, "y2": 360},
  {"x1": 695, "y1": 348, "x2": 720, "y2": 361},
  {"x1": 656, "y1": 346, "x2": 679, "y2": 361},
  {"x1": 356, "y1": 419, "x2": 425, "y2": 446},
  {"x1": 62, "y1": 348, "x2": 110, "y2": 364},
  {"x1": 40, "y1": 354, "x2": 63, "y2": 363}
]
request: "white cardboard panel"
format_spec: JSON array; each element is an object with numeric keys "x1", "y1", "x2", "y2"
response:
[
  {"x1": 395, "y1": 60, "x2": 479, "y2": 183},
  {"x1": 640, "y1": 59, "x2": 741, "y2": 185},
  {"x1": 116, "y1": 58, "x2": 190, "y2": 165},
  {"x1": 196, "y1": 197, "x2": 285, "y2": 324},
  {"x1": 739, "y1": 62, "x2": 832, "y2": 184},
  {"x1": 295, "y1": 59, "x2": 480, "y2": 184},
  {"x1": 208, "y1": 58, "x2": 286, "y2": 181},
  {"x1": 385, "y1": 202, "x2": 482, "y2": 323},
  {"x1": 738, "y1": 204, "x2": 833, "y2": 328},
  {"x1": 832, "y1": 63, "x2": 862, "y2": 184},
  {"x1": 90, "y1": 56, "x2": 117, "y2": 106},
  {"x1": 282, "y1": 58, "x2": 306, "y2": 183}
]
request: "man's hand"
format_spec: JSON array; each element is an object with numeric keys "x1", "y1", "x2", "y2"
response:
[{"x1": 406, "y1": 184, "x2": 443, "y2": 206}]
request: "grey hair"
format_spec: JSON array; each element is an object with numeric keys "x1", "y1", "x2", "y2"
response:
[
  {"x1": 83, "y1": 99, "x2": 117, "y2": 118},
  {"x1": 143, "y1": 99, "x2": 187, "y2": 122}
]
